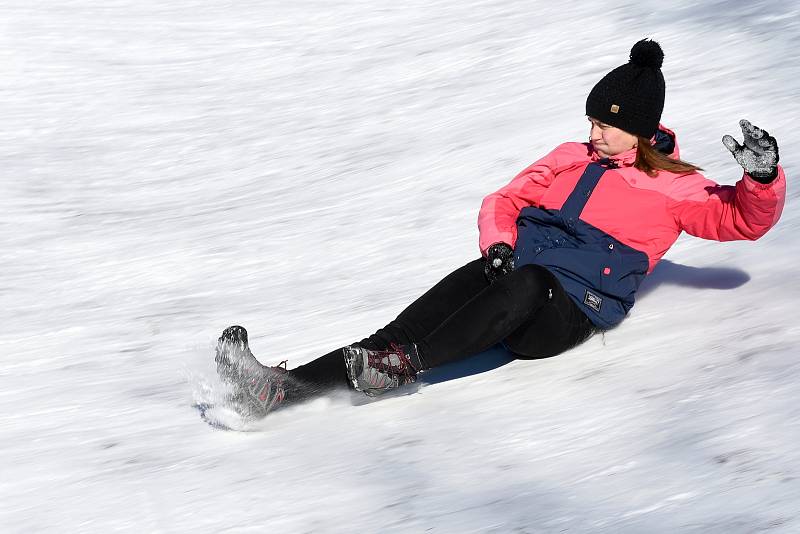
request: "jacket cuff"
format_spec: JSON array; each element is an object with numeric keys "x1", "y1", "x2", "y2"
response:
[
  {"x1": 743, "y1": 167, "x2": 783, "y2": 191},
  {"x1": 480, "y1": 233, "x2": 516, "y2": 256}
]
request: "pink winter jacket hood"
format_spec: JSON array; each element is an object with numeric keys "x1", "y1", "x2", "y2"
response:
[{"x1": 478, "y1": 126, "x2": 786, "y2": 275}]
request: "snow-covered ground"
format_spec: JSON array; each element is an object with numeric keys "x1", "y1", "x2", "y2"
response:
[{"x1": 2, "y1": 0, "x2": 799, "y2": 531}]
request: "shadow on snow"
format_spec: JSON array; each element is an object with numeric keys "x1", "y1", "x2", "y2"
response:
[{"x1": 417, "y1": 260, "x2": 750, "y2": 385}]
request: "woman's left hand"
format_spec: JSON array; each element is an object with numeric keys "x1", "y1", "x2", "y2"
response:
[{"x1": 722, "y1": 119, "x2": 779, "y2": 183}]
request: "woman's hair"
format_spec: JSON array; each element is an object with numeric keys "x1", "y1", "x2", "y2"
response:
[{"x1": 634, "y1": 137, "x2": 703, "y2": 177}]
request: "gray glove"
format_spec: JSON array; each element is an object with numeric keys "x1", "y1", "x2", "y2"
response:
[
  {"x1": 722, "y1": 119, "x2": 779, "y2": 183},
  {"x1": 485, "y1": 243, "x2": 515, "y2": 283}
]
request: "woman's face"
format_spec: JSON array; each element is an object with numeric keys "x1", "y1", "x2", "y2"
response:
[{"x1": 588, "y1": 117, "x2": 638, "y2": 157}]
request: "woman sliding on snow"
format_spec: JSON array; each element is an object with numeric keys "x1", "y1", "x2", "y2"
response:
[{"x1": 214, "y1": 39, "x2": 786, "y2": 421}]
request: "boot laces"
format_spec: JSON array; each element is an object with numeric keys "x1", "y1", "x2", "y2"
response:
[
  {"x1": 367, "y1": 343, "x2": 417, "y2": 378},
  {"x1": 248, "y1": 360, "x2": 289, "y2": 408}
]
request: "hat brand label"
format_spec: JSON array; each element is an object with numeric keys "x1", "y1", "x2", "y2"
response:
[{"x1": 610, "y1": 104, "x2": 620, "y2": 113}]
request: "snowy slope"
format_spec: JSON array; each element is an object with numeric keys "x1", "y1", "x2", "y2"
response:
[{"x1": 2, "y1": 0, "x2": 799, "y2": 532}]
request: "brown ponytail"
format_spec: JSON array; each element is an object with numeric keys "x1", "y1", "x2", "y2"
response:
[{"x1": 634, "y1": 137, "x2": 703, "y2": 177}]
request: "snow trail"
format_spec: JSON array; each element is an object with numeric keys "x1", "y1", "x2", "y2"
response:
[{"x1": 2, "y1": 1, "x2": 799, "y2": 531}]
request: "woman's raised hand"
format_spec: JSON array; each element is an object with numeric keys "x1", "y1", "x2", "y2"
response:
[{"x1": 722, "y1": 120, "x2": 780, "y2": 183}]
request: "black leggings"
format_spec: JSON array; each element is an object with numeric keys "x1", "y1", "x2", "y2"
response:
[{"x1": 289, "y1": 258, "x2": 596, "y2": 396}]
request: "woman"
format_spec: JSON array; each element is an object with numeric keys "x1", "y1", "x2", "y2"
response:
[{"x1": 214, "y1": 39, "x2": 786, "y2": 420}]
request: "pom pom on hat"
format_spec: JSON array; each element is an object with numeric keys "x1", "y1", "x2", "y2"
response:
[
  {"x1": 629, "y1": 39, "x2": 664, "y2": 69},
  {"x1": 585, "y1": 38, "x2": 666, "y2": 138}
]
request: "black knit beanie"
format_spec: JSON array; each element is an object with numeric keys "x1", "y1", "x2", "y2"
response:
[{"x1": 585, "y1": 39, "x2": 665, "y2": 139}]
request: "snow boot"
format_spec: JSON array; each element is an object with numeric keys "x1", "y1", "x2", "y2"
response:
[
  {"x1": 343, "y1": 343, "x2": 421, "y2": 397},
  {"x1": 215, "y1": 325, "x2": 287, "y2": 420}
]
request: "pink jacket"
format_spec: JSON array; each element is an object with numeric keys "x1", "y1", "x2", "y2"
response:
[{"x1": 479, "y1": 127, "x2": 786, "y2": 275}]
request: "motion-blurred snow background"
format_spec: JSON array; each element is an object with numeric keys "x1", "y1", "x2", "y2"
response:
[{"x1": 2, "y1": 1, "x2": 799, "y2": 531}]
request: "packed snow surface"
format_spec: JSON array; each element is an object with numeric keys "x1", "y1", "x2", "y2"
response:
[{"x1": 2, "y1": 1, "x2": 799, "y2": 532}]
